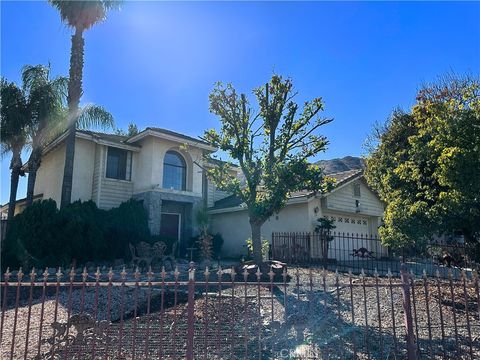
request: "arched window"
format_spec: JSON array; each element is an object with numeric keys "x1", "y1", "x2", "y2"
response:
[{"x1": 163, "y1": 151, "x2": 186, "y2": 190}]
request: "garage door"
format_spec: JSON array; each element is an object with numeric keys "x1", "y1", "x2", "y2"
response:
[
  {"x1": 323, "y1": 213, "x2": 369, "y2": 235},
  {"x1": 322, "y1": 213, "x2": 370, "y2": 260}
]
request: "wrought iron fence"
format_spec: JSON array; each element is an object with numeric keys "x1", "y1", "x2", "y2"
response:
[
  {"x1": 271, "y1": 231, "x2": 478, "y2": 277},
  {"x1": 1, "y1": 263, "x2": 479, "y2": 359}
]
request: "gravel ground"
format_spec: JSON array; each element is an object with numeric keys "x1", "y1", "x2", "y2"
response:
[{"x1": 1, "y1": 267, "x2": 479, "y2": 359}]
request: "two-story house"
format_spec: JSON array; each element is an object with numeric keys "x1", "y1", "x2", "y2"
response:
[
  {"x1": 22, "y1": 127, "x2": 232, "y2": 244},
  {"x1": 2, "y1": 127, "x2": 386, "y2": 259}
]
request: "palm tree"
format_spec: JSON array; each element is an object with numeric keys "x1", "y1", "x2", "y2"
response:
[
  {"x1": 22, "y1": 64, "x2": 114, "y2": 206},
  {"x1": 22, "y1": 64, "x2": 68, "y2": 206},
  {"x1": 49, "y1": 0, "x2": 122, "y2": 208},
  {"x1": 1, "y1": 79, "x2": 30, "y2": 230}
]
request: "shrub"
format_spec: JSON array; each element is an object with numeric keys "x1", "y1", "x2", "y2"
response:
[
  {"x1": 3, "y1": 199, "x2": 60, "y2": 269},
  {"x1": 186, "y1": 232, "x2": 224, "y2": 261},
  {"x1": 103, "y1": 199, "x2": 150, "y2": 260},
  {"x1": 2, "y1": 199, "x2": 151, "y2": 270},
  {"x1": 245, "y1": 237, "x2": 269, "y2": 260},
  {"x1": 212, "y1": 233, "x2": 224, "y2": 259}
]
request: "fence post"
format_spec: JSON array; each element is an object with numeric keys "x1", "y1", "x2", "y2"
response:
[
  {"x1": 187, "y1": 262, "x2": 195, "y2": 360},
  {"x1": 400, "y1": 264, "x2": 417, "y2": 360}
]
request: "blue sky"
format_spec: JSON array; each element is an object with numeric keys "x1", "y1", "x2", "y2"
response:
[{"x1": 1, "y1": 1, "x2": 479, "y2": 203}]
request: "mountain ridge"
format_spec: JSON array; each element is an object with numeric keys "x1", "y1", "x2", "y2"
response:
[{"x1": 315, "y1": 156, "x2": 365, "y2": 175}]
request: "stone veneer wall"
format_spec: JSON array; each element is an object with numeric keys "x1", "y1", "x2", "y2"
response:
[{"x1": 133, "y1": 191, "x2": 203, "y2": 240}]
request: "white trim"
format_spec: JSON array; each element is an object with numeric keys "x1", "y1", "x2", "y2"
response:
[
  {"x1": 208, "y1": 205, "x2": 246, "y2": 214},
  {"x1": 161, "y1": 212, "x2": 182, "y2": 241},
  {"x1": 97, "y1": 145, "x2": 103, "y2": 205},
  {"x1": 41, "y1": 131, "x2": 141, "y2": 157},
  {"x1": 127, "y1": 129, "x2": 217, "y2": 151}
]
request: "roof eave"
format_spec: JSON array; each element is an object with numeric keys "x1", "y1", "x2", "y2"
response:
[{"x1": 126, "y1": 129, "x2": 217, "y2": 152}]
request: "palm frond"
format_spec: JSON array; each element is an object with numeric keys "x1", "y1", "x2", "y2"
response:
[
  {"x1": 21, "y1": 64, "x2": 50, "y2": 94},
  {"x1": 1, "y1": 79, "x2": 30, "y2": 148},
  {"x1": 51, "y1": 76, "x2": 69, "y2": 102},
  {"x1": 48, "y1": 1, "x2": 122, "y2": 30},
  {"x1": 77, "y1": 104, "x2": 114, "y2": 130}
]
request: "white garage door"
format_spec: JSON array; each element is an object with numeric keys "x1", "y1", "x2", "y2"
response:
[
  {"x1": 322, "y1": 213, "x2": 371, "y2": 260},
  {"x1": 323, "y1": 213, "x2": 369, "y2": 235}
]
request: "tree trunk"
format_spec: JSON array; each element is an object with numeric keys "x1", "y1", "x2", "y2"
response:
[
  {"x1": 60, "y1": 27, "x2": 84, "y2": 209},
  {"x1": 249, "y1": 219, "x2": 263, "y2": 264},
  {"x1": 25, "y1": 148, "x2": 42, "y2": 206},
  {"x1": 6, "y1": 150, "x2": 23, "y2": 234}
]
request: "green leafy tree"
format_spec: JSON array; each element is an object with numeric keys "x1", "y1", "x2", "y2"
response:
[
  {"x1": 365, "y1": 75, "x2": 480, "y2": 251},
  {"x1": 1, "y1": 79, "x2": 30, "y2": 231},
  {"x1": 115, "y1": 122, "x2": 139, "y2": 137},
  {"x1": 204, "y1": 75, "x2": 333, "y2": 263},
  {"x1": 49, "y1": 0, "x2": 121, "y2": 208}
]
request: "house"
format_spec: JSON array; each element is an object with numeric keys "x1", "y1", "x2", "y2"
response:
[
  {"x1": 2, "y1": 127, "x2": 386, "y2": 259},
  {"x1": 1, "y1": 128, "x2": 234, "y2": 247},
  {"x1": 208, "y1": 169, "x2": 387, "y2": 258}
]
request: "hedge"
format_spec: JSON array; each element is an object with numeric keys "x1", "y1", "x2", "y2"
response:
[{"x1": 2, "y1": 199, "x2": 151, "y2": 270}]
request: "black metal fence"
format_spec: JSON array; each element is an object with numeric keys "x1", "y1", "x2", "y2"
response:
[{"x1": 271, "y1": 231, "x2": 477, "y2": 277}]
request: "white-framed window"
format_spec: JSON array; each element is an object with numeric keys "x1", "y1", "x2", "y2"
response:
[
  {"x1": 106, "y1": 147, "x2": 132, "y2": 181},
  {"x1": 163, "y1": 151, "x2": 186, "y2": 191}
]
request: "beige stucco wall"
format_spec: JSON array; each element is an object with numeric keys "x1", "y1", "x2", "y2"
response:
[
  {"x1": 132, "y1": 137, "x2": 205, "y2": 197},
  {"x1": 210, "y1": 202, "x2": 311, "y2": 258},
  {"x1": 34, "y1": 138, "x2": 95, "y2": 205},
  {"x1": 34, "y1": 143, "x2": 66, "y2": 205},
  {"x1": 133, "y1": 137, "x2": 154, "y2": 192},
  {"x1": 71, "y1": 138, "x2": 95, "y2": 202},
  {"x1": 34, "y1": 138, "x2": 96, "y2": 205}
]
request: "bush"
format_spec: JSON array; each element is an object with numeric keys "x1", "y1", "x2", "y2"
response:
[
  {"x1": 186, "y1": 232, "x2": 224, "y2": 261},
  {"x1": 103, "y1": 199, "x2": 150, "y2": 260},
  {"x1": 2, "y1": 199, "x2": 60, "y2": 269},
  {"x1": 2, "y1": 199, "x2": 151, "y2": 270}
]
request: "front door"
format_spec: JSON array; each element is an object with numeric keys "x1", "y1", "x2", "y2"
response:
[{"x1": 160, "y1": 213, "x2": 181, "y2": 242}]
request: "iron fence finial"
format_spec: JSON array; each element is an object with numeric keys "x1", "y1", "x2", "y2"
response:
[{"x1": 16, "y1": 267, "x2": 24, "y2": 282}]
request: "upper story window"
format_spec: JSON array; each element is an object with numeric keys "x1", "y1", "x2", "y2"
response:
[
  {"x1": 106, "y1": 147, "x2": 132, "y2": 181},
  {"x1": 353, "y1": 183, "x2": 361, "y2": 197},
  {"x1": 163, "y1": 151, "x2": 186, "y2": 191}
]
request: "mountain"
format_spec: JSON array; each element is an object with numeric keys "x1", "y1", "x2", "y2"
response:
[{"x1": 315, "y1": 156, "x2": 365, "y2": 174}]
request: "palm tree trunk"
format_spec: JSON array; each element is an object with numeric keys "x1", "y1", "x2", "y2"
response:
[
  {"x1": 25, "y1": 148, "x2": 42, "y2": 206},
  {"x1": 60, "y1": 26, "x2": 84, "y2": 208},
  {"x1": 6, "y1": 150, "x2": 23, "y2": 234},
  {"x1": 249, "y1": 218, "x2": 264, "y2": 264}
]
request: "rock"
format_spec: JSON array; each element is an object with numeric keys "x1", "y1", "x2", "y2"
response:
[{"x1": 233, "y1": 260, "x2": 289, "y2": 282}]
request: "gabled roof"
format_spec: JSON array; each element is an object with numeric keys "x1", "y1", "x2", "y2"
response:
[
  {"x1": 39, "y1": 129, "x2": 142, "y2": 161},
  {"x1": 328, "y1": 169, "x2": 363, "y2": 187},
  {"x1": 208, "y1": 169, "x2": 365, "y2": 212},
  {"x1": 126, "y1": 127, "x2": 216, "y2": 151},
  {"x1": 40, "y1": 126, "x2": 215, "y2": 161},
  {"x1": 77, "y1": 130, "x2": 131, "y2": 146}
]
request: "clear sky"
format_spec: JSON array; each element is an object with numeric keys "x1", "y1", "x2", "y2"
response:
[{"x1": 1, "y1": 1, "x2": 479, "y2": 204}]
